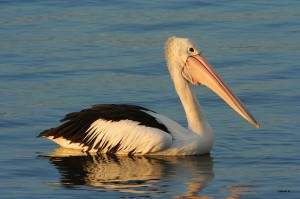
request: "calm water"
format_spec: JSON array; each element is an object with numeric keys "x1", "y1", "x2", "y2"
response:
[{"x1": 1, "y1": 0, "x2": 299, "y2": 198}]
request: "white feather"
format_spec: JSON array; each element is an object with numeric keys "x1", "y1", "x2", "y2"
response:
[
  {"x1": 85, "y1": 119, "x2": 172, "y2": 154},
  {"x1": 145, "y1": 111, "x2": 214, "y2": 155},
  {"x1": 47, "y1": 136, "x2": 88, "y2": 151}
]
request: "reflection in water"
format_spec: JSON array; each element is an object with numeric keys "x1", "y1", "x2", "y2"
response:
[
  {"x1": 46, "y1": 147, "x2": 214, "y2": 196},
  {"x1": 45, "y1": 148, "x2": 253, "y2": 198}
]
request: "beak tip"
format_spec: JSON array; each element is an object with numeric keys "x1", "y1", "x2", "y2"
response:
[{"x1": 254, "y1": 123, "x2": 261, "y2": 129}]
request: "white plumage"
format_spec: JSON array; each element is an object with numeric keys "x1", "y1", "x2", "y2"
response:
[
  {"x1": 39, "y1": 36, "x2": 259, "y2": 155},
  {"x1": 86, "y1": 118, "x2": 172, "y2": 154}
]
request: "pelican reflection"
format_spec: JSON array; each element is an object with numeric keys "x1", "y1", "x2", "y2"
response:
[{"x1": 45, "y1": 147, "x2": 214, "y2": 195}]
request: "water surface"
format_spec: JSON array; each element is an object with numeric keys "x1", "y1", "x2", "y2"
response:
[{"x1": 0, "y1": 0, "x2": 299, "y2": 198}]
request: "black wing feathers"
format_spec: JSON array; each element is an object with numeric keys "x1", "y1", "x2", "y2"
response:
[{"x1": 38, "y1": 104, "x2": 171, "y2": 144}]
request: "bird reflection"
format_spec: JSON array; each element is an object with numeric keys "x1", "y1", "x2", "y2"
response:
[{"x1": 45, "y1": 147, "x2": 214, "y2": 195}]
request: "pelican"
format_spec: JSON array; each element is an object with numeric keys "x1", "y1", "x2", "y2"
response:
[{"x1": 38, "y1": 36, "x2": 260, "y2": 155}]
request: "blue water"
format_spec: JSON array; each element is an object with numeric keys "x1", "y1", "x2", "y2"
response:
[{"x1": 1, "y1": 0, "x2": 299, "y2": 198}]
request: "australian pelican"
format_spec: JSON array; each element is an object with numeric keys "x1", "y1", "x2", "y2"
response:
[{"x1": 38, "y1": 37, "x2": 260, "y2": 155}]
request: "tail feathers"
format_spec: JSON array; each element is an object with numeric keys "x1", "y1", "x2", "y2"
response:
[{"x1": 37, "y1": 128, "x2": 55, "y2": 138}]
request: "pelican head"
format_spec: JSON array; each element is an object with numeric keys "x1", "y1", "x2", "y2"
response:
[{"x1": 165, "y1": 36, "x2": 260, "y2": 128}]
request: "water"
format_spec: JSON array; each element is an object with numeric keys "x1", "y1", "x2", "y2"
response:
[{"x1": 0, "y1": 0, "x2": 299, "y2": 198}]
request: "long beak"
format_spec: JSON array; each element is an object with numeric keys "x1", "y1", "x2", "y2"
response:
[{"x1": 182, "y1": 54, "x2": 260, "y2": 128}]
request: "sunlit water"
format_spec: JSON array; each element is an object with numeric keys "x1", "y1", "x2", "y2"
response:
[{"x1": 1, "y1": 0, "x2": 299, "y2": 198}]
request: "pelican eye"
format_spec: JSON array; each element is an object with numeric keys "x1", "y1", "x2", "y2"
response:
[{"x1": 188, "y1": 47, "x2": 195, "y2": 53}]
